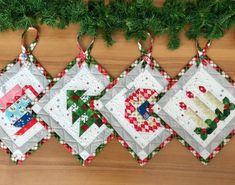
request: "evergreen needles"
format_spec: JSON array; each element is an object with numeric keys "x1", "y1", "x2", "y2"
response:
[{"x1": 0, "y1": 0, "x2": 234, "y2": 49}]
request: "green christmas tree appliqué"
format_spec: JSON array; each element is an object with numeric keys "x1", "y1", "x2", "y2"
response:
[{"x1": 67, "y1": 90, "x2": 103, "y2": 137}]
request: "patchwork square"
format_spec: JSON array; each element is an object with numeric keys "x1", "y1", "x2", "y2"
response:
[
  {"x1": 33, "y1": 47, "x2": 113, "y2": 166},
  {"x1": 96, "y1": 43, "x2": 173, "y2": 165},
  {"x1": 0, "y1": 62, "x2": 51, "y2": 163},
  {"x1": 154, "y1": 43, "x2": 235, "y2": 164},
  {"x1": 125, "y1": 89, "x2": 160, "y2": 132}
]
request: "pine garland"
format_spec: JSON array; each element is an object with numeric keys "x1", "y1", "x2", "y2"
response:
[{"x1": 0, "y1": 0, "x2": 234, "y2": 49}]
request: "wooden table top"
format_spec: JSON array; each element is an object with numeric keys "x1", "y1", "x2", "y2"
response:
[{"x1": 0, "y1": 24, "x2": 234, "y2": 185}]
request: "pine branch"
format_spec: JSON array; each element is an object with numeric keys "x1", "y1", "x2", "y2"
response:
[{"x1": 0, "y1": 0, "x2": 234, "y2": 49}]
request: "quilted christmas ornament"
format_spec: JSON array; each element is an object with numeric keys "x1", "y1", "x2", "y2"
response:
[
  {"x1": 95, "y1": 35, "x2": 173, "y2": 166},
  {"x1": 154, "y1": 41, "x2": 235, "y2": 164},
  {"x1": 0, "y1": 27, "x2": 52, "y2": 163},
  {"x1": 32, "y1": 37, "x2": 113, "y2": 166}
]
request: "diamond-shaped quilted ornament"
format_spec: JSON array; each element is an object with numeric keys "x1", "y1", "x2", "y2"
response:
[
  {"x1": 96, "y1": 36, "x2": 173, "y2": 166},
  {"x1": 154, "y1": 41, "x2": 235, "y2": 164},
  {"x1": 33, "y1": 38, "x2": 113, "y2": 166},
  {"x1": 0, "y1": 27, "x2": 52, "y2": 163}
]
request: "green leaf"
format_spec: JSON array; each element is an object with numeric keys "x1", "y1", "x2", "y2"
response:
[
  {"x1": 223, "y1": 109, "x2": 231, "y2": 118},
  {"x1": 215, "y1": 108, "x2": 222, "y2": 116},
  {"x1": 194, "y1": 127, "x2": 201, "y2": 134},
  {"x1": 219, "y1": 114, "x2": 226, "y2": 121},
  {"x1": 201, "y1": 133, "x2": 207, "y2": 141},
  {"x1": 215, "y1": 108, "x2": 224, "y2": 120},
  {"x1": 205, "y1": 119, "x2": 217, "y2": 129},
  {"x1": 230, "y1": 103, "x2": 235, "y2": 110},
  {"x1": 223, "y1": 97, "x2": 230, "y2": 104},
  {"x1": 206, "y1": 128, "x2": 214, "y2": 134},
  {"x1": 205, "y1": 119, "x2": 213, "y2": 124}
]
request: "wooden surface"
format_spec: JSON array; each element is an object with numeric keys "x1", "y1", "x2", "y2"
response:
[{"x1": 0, "y1": 24, "x2": 234, "y2": 185}]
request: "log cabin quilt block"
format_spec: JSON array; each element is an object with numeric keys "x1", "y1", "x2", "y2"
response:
[
  {"x1": 95, "y1": 42, "x2": 173, "y2": 166},
  {"x1": 153, "y1": 41, "x2": 235, "y2": 164},
  {"x1": 32, "y1": 46, "x2": 114, "y2": 166},
  {"x1": 0, "y1": 61, "x2": 51, "y2": 163}
]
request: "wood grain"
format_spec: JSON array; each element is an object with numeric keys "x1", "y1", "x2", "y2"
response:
[{"x1": 0, "y1": 24, "x2": 234, "y2": 185}]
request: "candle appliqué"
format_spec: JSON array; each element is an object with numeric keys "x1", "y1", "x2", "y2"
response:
[
  {"x1": 199, "y1": 85, "x2": 224, "y2": 112},
  {"x1": 179, "y1": 85, "x2": 235, "y2": 140},
  {"x1": 186, "y1": 90, "x2": 216, "y2": 120},
  {"x1": 179, "y1": 101, "x2": 208, "y2": 128},
  {"x1": 179, "y1": 88, "x2": 235, "y2": 141}
]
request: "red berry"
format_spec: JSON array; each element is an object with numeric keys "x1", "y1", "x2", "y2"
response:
[
  {"x1": 201, "y1": 128, "x2": 207, "y2": 134},
  {"x1": 224, "y1": 104, "x2": 230, "y2": 110},
  {"x1": 213, "y1": 117, "x2": 220, "y2": 123}
]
